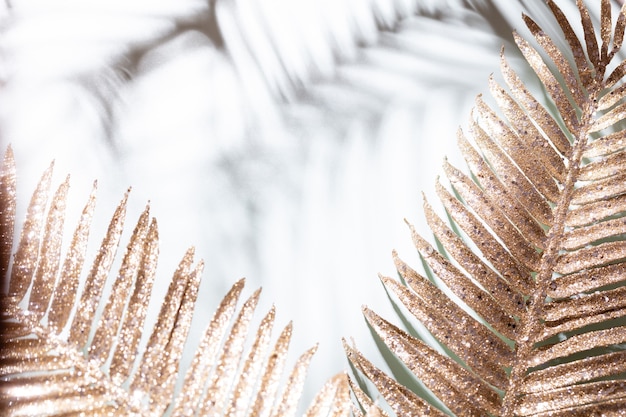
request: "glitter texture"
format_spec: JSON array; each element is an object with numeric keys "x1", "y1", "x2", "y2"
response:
[
  {"x1": 547, "y1": 263, "x2": 626, "y2": 298},
  {"x1": 0, "y1": 148, "x2": 345, "y2": 416},
  {"x1": 443, "y1": 158, "x2": 542, "y2": 271},
  {"x1": 343, "y1": 341, "x2": 447, "y2": 417},
  {"x1": 565, "y1": 193, "x2": 626, "y2": 227},
  {"x1": 47, "y1": 182, "x2": 97, "y2": 334},
  {"x1": 271, "y1": 345, "x2": 318, "y2": 417},
  {"x1": 571, "y1": 171, "x2": 626, "y2": 205},
  {"x1": 560, "y1": 216, "x2": 626, "y2": 249},
  {"x1": 199, "y1": 288, "x2": 262, "y2": 416},
  {"x1": 409, "y1": 223, "x2": 518, "y2": 339},
  {"x1": 344, "y1": 1, "x2": 626, "y2": 416},
  {"x1": 474, "y1": 95, "x2": 560, "y2": 202},
  {"x1": 467, "y1": 118, "x2": 554, "y2": 226},
  {"x1": 171, "y1": 278, "x2": 245, "y2": 416},
  {"x1": 0, "y1": 146, "x2": 16, "y2": 279},
  {"x1": 488, "y1": 76, "x2": 566, "y2": 182},
  {"x1": 27, "y1": 176, "x2": 69, "y2": 321},
  {"x1": 346, "y1": 376, "x2": 388, "y2": 417},
  {"x1": 226, "y1": 306, "x2": 275, "y2": 417},
  {"x1": 248, "y1": 322, "x2": 294, "y2": 417},
  {"x1": 68, "y1": 189, "x2": 129, "y2": 349},
  {"x1": 514, "y1": 32, "x2": 579, "y2": 133},
  {"x1": 364, "y1": 307, "x2": 502, "y2": 416},
  {"x1": 303, "y1": 373, "x2": 351, "y2": 417},
  {"x1": 499, "y1": 51, "x2": 571, "y2": 154},
  {"x1": 381, "y1": 274, "x2": 510, "y2": 389},
  {"x1": 88, "y1": 205, "x2": 151, "y2": 365},
  {"x1": 578, "y1": 150, "x2": 626, "y2": 181},
  {"x1": 456, "y1": 130, "x2": 547, "y2": 247},
  {"x1": 523, "y1": 14, "x2": 586, "y2": 109},
  {"x1": 9, "y1": 161, "x2": 53, "y2": 302},
  {"x1": 109, "y1": 217, "x2": 159, "y2": 385},
  {"x1": 435, "y1": 180, "x2": 534, "y2": 294},
  {"x1": 422, "y1": 199, "x2": 526, "y2": 317},
  {"x1": 583, "y1": 130, "x2": 626, "y2": 157},
  {"x1": 5, "y1": 0, "x2": 626, "y2": 415}
]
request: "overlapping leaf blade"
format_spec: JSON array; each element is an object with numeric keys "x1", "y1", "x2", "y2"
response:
[
  {"x1": 346, "y1": 1, "x2": 626, "y2": 415},
  {"x1": 0, "y1": 147, "x2": 350, "y2": 417}
]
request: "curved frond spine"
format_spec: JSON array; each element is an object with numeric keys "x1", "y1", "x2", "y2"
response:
[{"x1": 347, "y1": 2, "x2": 626, "y2": 415}]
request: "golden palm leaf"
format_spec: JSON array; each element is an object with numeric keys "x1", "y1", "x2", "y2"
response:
[
  {"x1": 346, "y1": 0, "x2": 626, "y2": 415},
  {"x1": 0, "y1": 146, "x2": 352, "y2": 417}
]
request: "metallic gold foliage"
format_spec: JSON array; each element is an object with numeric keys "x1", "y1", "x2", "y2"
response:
[
  {"x1": 0, "y1": 146, "x2": 350, "y2": 416},
  {"x1": 347, "y1": 0, "x2": 626, "y2": 416}
]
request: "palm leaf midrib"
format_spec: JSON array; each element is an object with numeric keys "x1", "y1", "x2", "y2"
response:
[{"x1": 500, "y1": 43, "x2": 609, "y2": 416}]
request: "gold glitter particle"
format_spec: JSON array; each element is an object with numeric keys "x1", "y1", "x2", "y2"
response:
[
  {"x1": 171, "y1": 278, "x2": 246, "y2": 416},
  {"x1": 271, "y1": 345, "x2": 318, "y2": 417},
  {"x1": 363, "y1": 307, "x2": 502, "y2": 416},
  {"x1": 560, "y1": 215, "x2": 626, "y2": 250},
  {"x1": 500, "y1": 50, "x2": 572, "y2": 154},
  {"x1": 88, "y1": 204, "x2": 151, "y2": 365},
  {"x1": 475, "y1": 96, "x2": 561, "y2": 202},
  {"x1": 409, "y1": 223, "x2": 519, "y2": 340},
  {"x1": 248, "y1": 321, "x2": 294, "y2": 417},
  {"x1": 514, "y1": 31, "x2": 579, "y2": 133},
  {"x1": 522, "y1": 13, "x2": 586, "y2": 109},
  {"x1": 346, "y1": 376, "x2": 389, "y2": 417},
  {"x1": 226, "y1": 306, "x2": 276, "y2": 417},
  {"x1": 199, "y1": 288, "x2": 262, "y2": 416}
]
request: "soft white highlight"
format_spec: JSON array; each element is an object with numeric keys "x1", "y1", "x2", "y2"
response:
[{"x1": 2, "y1": 0, "x2": 612, "y2": 413}]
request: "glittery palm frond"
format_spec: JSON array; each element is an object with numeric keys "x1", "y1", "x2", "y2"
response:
[
  {"x1": 346, "y1": 0, "x2": 626, "y2": 415},
  {"x1": 0, "y1": 146, "x2": 352, "y2": 417}
]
